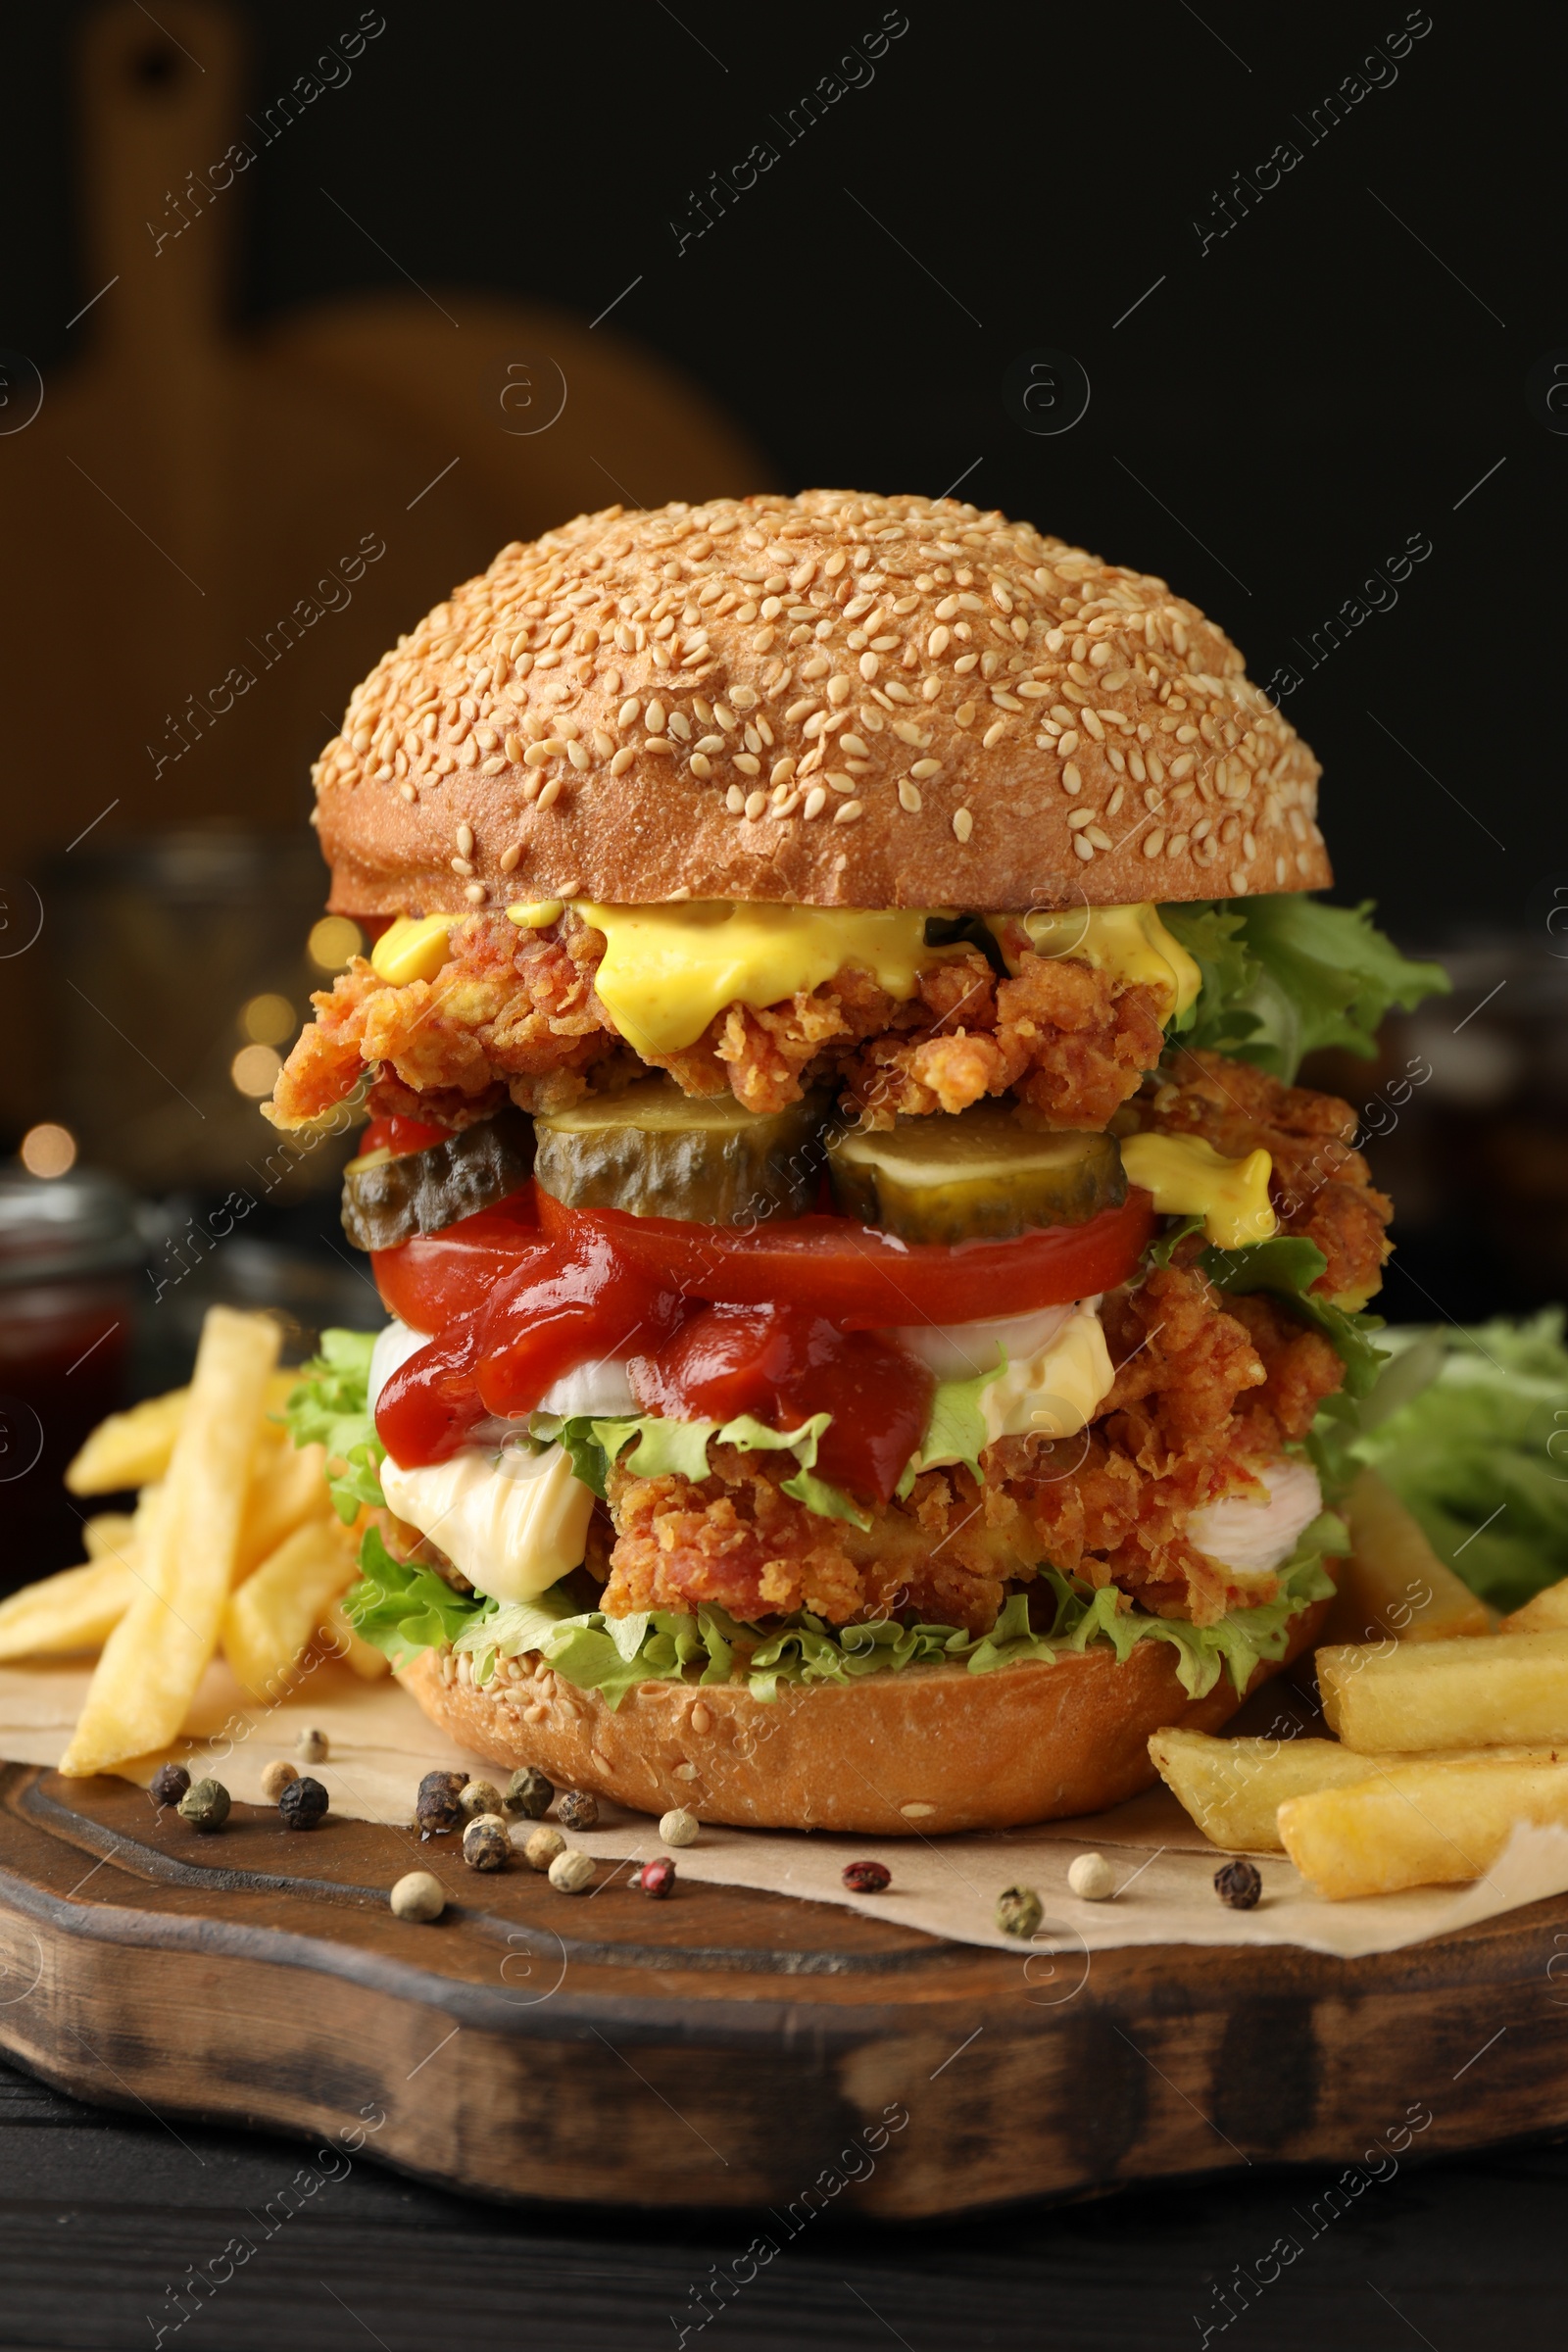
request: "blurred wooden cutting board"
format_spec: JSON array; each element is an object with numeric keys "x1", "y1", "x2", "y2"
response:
[{"x1": 0, "y1": 0, "x2": 767, "y2": 1131}]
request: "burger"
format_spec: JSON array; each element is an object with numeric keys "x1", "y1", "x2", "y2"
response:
[{"x1": 270, "y1": 491, "x2": 1446, "y2": 1833}]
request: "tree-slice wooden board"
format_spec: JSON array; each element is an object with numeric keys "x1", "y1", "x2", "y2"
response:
[{"x1": 0, "y1": 1763, "x2": 1561, "y2": 2215}]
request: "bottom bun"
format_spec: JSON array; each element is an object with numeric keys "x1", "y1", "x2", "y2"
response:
[{"x1": 399, "y1": 1590, "x2": 1331, "y2": 1835}]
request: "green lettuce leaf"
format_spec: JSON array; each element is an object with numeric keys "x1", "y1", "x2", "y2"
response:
[
  {"x1": 282, "y1": 1327, "x2": 386, "y2": 1523},
  {"x1": 897, "y1": 1350, "x2": 1005, "y2": 1494},
  {"x1": 590, "y1": 1410, "x2": 871, "y2": 1530},
  {"x1": 344, "y1": 1516, "x2": 1342, "y2": 1707},
  {"x1": 1351, "y1": 1312, "x2": 1568, "y2": 1611},
  {"x1": 1158, "y1": 896, "x2": 1447, "y2": 1082},
  {"x1": 1197, "y1": 1235, "x2": 1389, "y2": 1398},
  {"x1": 342, "y1": 1526, "x2": 475, "y2": 1668}
]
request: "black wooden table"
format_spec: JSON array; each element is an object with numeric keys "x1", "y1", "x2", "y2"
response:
[{"x1": 0, "y1": 2053, "x2": 1559, "y2": 2350}]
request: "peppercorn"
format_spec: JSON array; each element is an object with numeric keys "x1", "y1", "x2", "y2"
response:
[
  {"x1": 659, "y1": 1807, "x2": 699, "y2": 1848},
  {"x1": 260, "y1": 1759, "x2": 298, "y2": 1804},
  {"x1": 636, "y1": 1857, "x2": 677, "y2": 1899},
  {"x1": 1214, "y1": 1859, "x2": 1262, "y2": 1911},
  {"x1": 178, "y1": 1779, "x2": 230, "y2": 1834},
  {"x1": 996, "y1": 1884, "x2": 1043, "y2": 1938},
  {"x1": 278, "y1": 1776, "x2": 329, "y2": 1831},
  {"x1": 842, "y1": 1859, "x2": 892, "y2": 1894},
  {"x1": 149, "y1": 1762, "x2": 190, "y2": 1809},
  {"x1": 295, "y1": 1728, "x2": 329, "y2": 1765},
  {"x1": 503, "y1": 1766, "x2": 554, "y2": 1820},
  {"x1": 522, "y1": 1825, "x2": 566, "y2": 1873},
  {"x1": 1067, "y1": 1852, "x2": 1116, "y2": 1901},
  {"x1": 390, "y1": 1871, "x2": 445, "y2": 1922},
  {"x1": 555, "y1": 1788, "x2": 599, "y2": 1832},
  {"x1": 416, "y1": 1770, "x2": 466, "y2": 1837},
  {"x1": 463, "y1": 1814, "x2": 510, "y2": 1872},
  {"x1": 548, "y1": 1848, "x2": 595, "y2": 1894},
  {"x1": 459, "y1": 1779, "x2": 504, "y2": 1823}
]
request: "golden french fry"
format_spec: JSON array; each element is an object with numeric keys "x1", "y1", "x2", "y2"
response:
[
  {"x1": 1279, "y1": 1757, "x2": 1568, "y2": 1899},
  {"x1": 1150, "y1": 1725, "x2": 1561, "y2": 1852},
  {"x1": 60, "y1": 1308, "x2": 281, "y2": 1775},
  {"x1": 1500, "y1": 1582, "x2": 1568, "y2": 1635},
  {"x1": 323, "y1": 1592, "x2": 389, "y2": 1680},
  {"x1": 1321, "y1": 1469, "x2": 1492, "y2": 1645},
  {"x1": 234, "y1": 1441, "x2": 331, "y2": 1582},
  {"x1": 65, "y1": 1388, "x2": 186, "y2": 1495},
  {"x1": 81, "y1": 1512, "x2": 138, "y2": 1562},
  {"x1": 1318, "y1": 1630, "x2": 1568, "y2": 1754},
  {"x1": 221, "y1": 1519, "x2": 358, "y2": 1699},
  {"x1": 64, "y1": 1365, "x2": 295, "y2": 1496},
  {"x1": 0, "y1": 1557, "x2": 139, "y2": 1661}
]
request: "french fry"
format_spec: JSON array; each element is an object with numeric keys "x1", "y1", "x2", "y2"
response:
[
  {"x1": 1278, "y1": 1757, "x2": 1568, "y2": 1898},
  {"x1": 60, "y1": 1308, "x2": 280, "y2": 1775},
  {"x1": 221, "y1": 1517, "x2": 359, "y2": 1699},
  {"x1": 1321, "y1": 1468, "x2": 1492, "y2": 1645},
  {"x1": 0, "y1": 1557, "x2": 139, "y2": 1661},
  {"x1": 1150, "y1": 1725, "x2": 1562, "y2": 1851},
  {"x1": 1500, "y1": 1582, "x2": 1568, "y2": 1636},
  {"x1": 233, "y1": 1441, "x2": 331, "y2": 1582},
  {"x1": 81, "y1": 1512, "x2": 138, "y2": 1561},
  {"x1": 323, "y1": 1592, "x2": 389, "y2": 1681},
  {"x1": 64, "y1": 1365, "x2": 296, "y2": 1495},
  {"x1": 1318, "y1": 1630, "x2": 1568, "y2": 1753}
]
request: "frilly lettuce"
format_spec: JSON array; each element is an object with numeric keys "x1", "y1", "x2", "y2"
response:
[
  {"x1": 282, "y1": 1328, "x2": 385, "y2": 1523},
  {"x1": 1160, "y1": 896, "x2": 1448, "y2": 1083}
]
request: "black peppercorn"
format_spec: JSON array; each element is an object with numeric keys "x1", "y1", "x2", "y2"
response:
[
  {"x1": 504, "y1": 1766, "x2": 554, "y2": 1821},
  {"x1": 556, "y1": 1788, "x2": 600, "y2": 1832},
  {"x1": 1214, "y1": 1859, "x2": 1262, "y2": 1911},
  {"x1": 636, "y1": 1858, "x2": 677, "y2": 1899},
  {"x1": 150, "y1": 1762, "x2": 190, "y2": 1809},
  {"x1": 842, "y1": 1860, "x2": 892, "y2": 1894},
  {"x1": 279, "y1": 1776, "x2": 329, "y2": 1832},
  {"x1": 416, "y1": 1770, "x2": 466, "y2": 1837}
]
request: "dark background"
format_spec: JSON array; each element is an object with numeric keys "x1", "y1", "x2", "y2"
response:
[{"x1": 3, "y1": 4, "x2": 1567, "y2": 2346}]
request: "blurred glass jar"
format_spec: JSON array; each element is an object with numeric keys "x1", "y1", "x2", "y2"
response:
[
  {"x1": 42, "y1": 829, "x2": 361, "y2": 1198},
  {"x1": 0, "y1": 1163, "x2": 142, "y2": 1583}
]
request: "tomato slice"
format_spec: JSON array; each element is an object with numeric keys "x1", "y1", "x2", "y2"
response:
[
  {"x1": 534, "y1": 1190, "x2": 1155, "y2": 1328},
  {"x1": 358, "y1": 1112, "x2": 453, "y2": 1160},
  {"x1": 371, "y1": 1187, "x2": 541, "y2": 1333}
]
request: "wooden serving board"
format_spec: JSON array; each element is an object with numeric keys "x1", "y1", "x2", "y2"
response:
[{"x1": 0, "y1": 1761, "x2": 1563, "y2": 2215}]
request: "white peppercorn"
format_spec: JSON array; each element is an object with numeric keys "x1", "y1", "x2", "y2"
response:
[
  {"x1": 459, "y1": 1779, "x2": 504, "y2": 1823},
  {"x1": 659, "y1": 1807, "x2": 700, "y2": 1848},
  {"x1": 260, "y1": 1759, "x2": 299, "y2": 1803},
  {"x1": 296, "y1": 1729, "x2": 329, "y2": 1765},
  {"x1": 1067, "y1": 1852, "x2": 1116, "y2": 1901},
  {"x1": 548, "y1": 1848, "x2": 595, "y2": 1894},
  {"x1": 390, "y1": 1871, "x2": 445, "y2": 1922},
  {"x1": 522, "y1": 1825, "x2": 565, "y2": 1873}
]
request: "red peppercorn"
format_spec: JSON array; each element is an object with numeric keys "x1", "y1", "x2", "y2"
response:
[
  {"x1": 635, "y1": 1858, "x2": 677, "y2": 1899},
  {"x1": 842, "y1": 1860, "x2": 892, "y2": 1893}
]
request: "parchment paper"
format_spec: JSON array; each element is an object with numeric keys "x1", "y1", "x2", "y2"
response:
[{"x1": 6, "y1": 1658, "x2": 1567, "y2": 1961}]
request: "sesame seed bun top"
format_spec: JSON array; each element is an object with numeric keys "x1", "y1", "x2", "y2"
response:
[{"x1": 312, "y1": 491, "x2": 1332, "y2": 915}]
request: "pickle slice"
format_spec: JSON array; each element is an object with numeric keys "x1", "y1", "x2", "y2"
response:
[
  {"x1": 827, "y1": 1106, "x2": 1124, "y2": 1244},
  {"x1": 534, "y1": 1079, "x2": 827, "y2": 1224},
  {"x1": 341, "y1": 1108, "x2": 534, "y2": 1251}
]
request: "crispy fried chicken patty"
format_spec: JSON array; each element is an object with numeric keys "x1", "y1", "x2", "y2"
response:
[
  {"x1": 599, "y1": 1266, "x2": 1344, "y2": 1633},
  {"x1": 268, "y1": 910, "x2": 1165, "y2": 1133}
]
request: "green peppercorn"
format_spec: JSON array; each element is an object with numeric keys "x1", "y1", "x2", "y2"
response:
[
  {"x1": 278, "y1": 1776, "x2": 329, "y2": 1832},
  {"x1": 458, "y1": 1779, "x2": 504, "y2": 1823},
  {"x1": 463, "y1": 1814, "x2": 510, "y2": 1872},
  {"x1": 503, "y1": 1766, "x2": 554, "y2": 1821},
  {"x1": 996, "y1": 1884, "x2": 1043, "y2": 1938},
  {"x1": 149, "y1": 1762, "x2": 190, "y2": 1809},
  {"x1": 178, "y1": 1779, "x2": 230, "y2": 1834}
]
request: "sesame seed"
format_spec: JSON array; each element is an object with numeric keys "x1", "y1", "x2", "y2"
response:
[
  {"x1": 982, "y1": 721, "x2": 1006, "y2": 749},
  {"x1": 610, "y1": 747, "x2": 635, "y2": 776},
  {"x1": 536, "y1": 777, "x2": 564, "y2": 810},
  {"x1": 456, "y1": 821, "x2": 474, "y2": 856},
  {"x1": 450, "y1": 856, "x2": 473, "y2": 877},
  {"x1": 725, "y1": 785, "x2": 745, "y2": 812},
  {"x1": 824, "y1": 770, "x2": 855, "y2": 792},
  {"x1": 770, "y1": 758, "x2": 797, "y2": 787},
  {"x1": 1086, "y1": 825, "x2": 1112, "y2": 851},
  {"x1": 827, "y1": 674, "x2": 852, "y2": 705},
  {"x1": 733, "y1": 753, "x2": 760, "y2": 776},
  {"x1": 898, "y1": 780, "x2": 922, "y2": 812},
  {"x1": 744, "y1": 789, "x2": 767, "y2": 820},
  {"x1": 839, "y1": 733, "x2": 869, "y2": 759},
  {"x1": 1169, "y1": 834, "x2": 1189, "y2": 858},
  {"x1": 592, "y1": 729, "x2": 613, "y2": 759},
  {"x1": 690, "y1": 753, "x2": 712, "y2": 781},
  {"x1": 1230, "y1": 866, "x2": 1248, "y2": 892},
  {"x1": 464, "y1": 882, "x2": 486, "y2": 904},
  {"x1": 398, "y1": 781, "x2": 416, "y2": 802},
  {"x1": 910, "y1": 759, "x2": 941, "y2": 779},
  {"x1": 643, "y1": 737, "x2": 672, "y2": 757},
  {"x1": 803, "y1": 785, "x2": 827, "y2": 819},
  {"x1": 954, "y1": 702, "x2": 977, "y2": 728},
  {"x1": 858, "y1": 653, "x2": 879, "y2": 680},
  {"x1": 953, "y1": 808, "x2": 973, "y2": 842},
  {"x1": 1062, "y1": 762, "x2": 1082, "y2": 794},
  {"x1": 713, "y1": 703, "x2": 737, "y2": 729},
  {"x1": 1144, "y1": 829, "x2": 1165, "y2": 858},
  {"x1": 833, "y1": 800, "x2": 863, "y2": 824},
  {"x1": 645, "y1": 700, "x2": 666, "y2": 733},
  {"x1": 1074, "y1": 836, "x2": 1095, "y2": 860},
  {"x1": 753, "y1": 627, "x2": 777, "y2": 653},
  {"x1": 499, "y1": 844, "x2": 522, "y2": 872}
]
